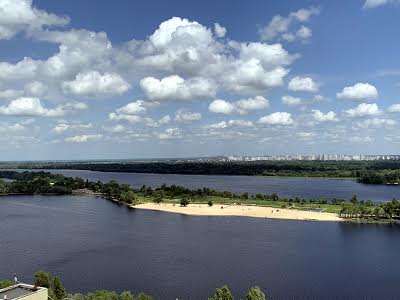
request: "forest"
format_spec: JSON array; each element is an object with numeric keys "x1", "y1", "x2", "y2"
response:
[{"x1": 3, "y1": 160, "x2": 400, "y2": 184}]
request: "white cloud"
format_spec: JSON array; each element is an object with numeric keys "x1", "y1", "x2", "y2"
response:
[
  {"x1": 357, "y1": 118, "x2": 396, "y2": 129},
  {"x1": 109, "y1": 113, "x2": 153, "y2": 125},
  {"x1": 116, "y1": 100, "x2": 151, "y2": 115},
  {"x1": 0, "y1": 0, "x2": 69, "y2": 40},
  {"x1": 52, "y1": 122, "x2": 93, "y2": 134},
  {"x1": 222, "y1": 42, "x2": 293, "y2": 94},
  {"x1": 209, "y1": 96, "x2": 269, "y2": 115},
  {"x1": 288, "y1": 76, "x2": 319, "y2": 92},
  {"x1": 158, "y1": 115, "x2": 171, "y2": 125},
  {"x1": 363, "y1": 0, "x2": 397, "y2": 8},
  {"x1": 282, "y1": 95, "x2": 302, "y2": 106},
  {"x1": 0, "y1": 97, "x2": 85, "y2": 117},
  {"x1": 259, "y1": 7, "x2": 320, "y2": 42},
  {"x1": 64, "y1": 134, "x2": 103, "y2": 143},
  {"x1": 258, "y1": 112, "x2": 294, "y2": 125},
  {"x1": 62, "y1": 71, "x2": 130, "y2": 97},
  {"x1": 0, "y1": 89, "x2": 23, "y2": 99},
  {"x1": 174, "y1": 109, "x2": 202, "y2": 122},
  {"x1": 0, "y1": 57, "x2": 39, "y2": 80},
  {"x1": 140, "y1": 75, "x2": 216, "y2": 101},
  {"x1": 312, "y1": 109, "x2": 338, "y2": 122},
  {"x1": 206, "y1": 120, "x2": 254, "y2": 129},
  {"x1": 158, "y1": 127, "x2": 182, "y2": 140},
  {"x1": 345, "y1": 103, "x2": 381, "y2": 117},
  {"x1": 387, "y1": 104, "x2": 400, "y2": 113},
  {"x1": 337, "y1": 83, "x2": 378, "y2": 101},
  {"x1": 234, "y1": 96, "x2": 270, "y2": 112},
  {"x1": 214, "y1": 23, "x2": 226, "y2": 38},
  {"x1": 208, "y1": 99, "x2": 236, "y2": 114},
  {"x1": 24, "y1": 81, "x2": 47, "y2": 96}
]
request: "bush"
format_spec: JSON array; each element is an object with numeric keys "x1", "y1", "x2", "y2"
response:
[
  {"x1": 208, "y1": 200, "x2": 213, "y2": 207},
  {"x1": 180, "y1": 197, "x2": 190, "y2": 207},
  {"x1": 0, "y1": 280, "x2": 13, "y2": 289},
  {"x1": 34, "y1": 271, "x2": 51, "y2": 288},
  {"x1": 208, "y1": 285, "x2": 233, "y2": 300},
  {"x1": 246, "y1": 286, "x2": 266, "y2": 300}
]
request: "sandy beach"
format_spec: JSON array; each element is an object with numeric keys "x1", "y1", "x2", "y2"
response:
[{"x1": 135, "y1": 203, "x2": 342, "y2": 222}]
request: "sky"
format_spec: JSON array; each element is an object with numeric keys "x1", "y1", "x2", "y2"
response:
[{"x1": 0, "y1": 0, "x2": 400, "y2": 160}]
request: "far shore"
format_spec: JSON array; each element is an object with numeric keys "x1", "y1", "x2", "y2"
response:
[{"x1": 134, "y1": 203, "x2": 343, "y2": 222}]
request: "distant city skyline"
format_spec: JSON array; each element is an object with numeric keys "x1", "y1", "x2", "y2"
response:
[{"x1": 0, "y1": 0, "x2": 400, "y2": 160}]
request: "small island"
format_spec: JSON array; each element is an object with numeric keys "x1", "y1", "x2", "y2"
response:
[{"x1": 0, "y1": 170, "x2": 399, "y2": 223}]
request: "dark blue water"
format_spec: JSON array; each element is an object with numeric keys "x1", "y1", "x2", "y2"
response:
[
  {"x1": 29, "y1": 169, "x2": 400, "y2": 202},
  {"x1": 1, "y1": 195, "x2": 399, "y2": 299}
]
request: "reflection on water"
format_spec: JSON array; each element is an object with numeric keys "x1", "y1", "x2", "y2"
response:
[{"x1": 1, "y1": 194, "x2": 400, "y2": 299}]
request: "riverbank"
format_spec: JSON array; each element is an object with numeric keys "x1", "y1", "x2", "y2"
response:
[{"x1": 134, "y1": 203, "x2": 343, "y2": 222}]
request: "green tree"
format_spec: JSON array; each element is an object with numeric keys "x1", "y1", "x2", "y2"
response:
[
  {"x1": 208, "y1": 285, "x2": 233, "y2": 300},
  {"x1": 134, "y1": 293, "x2": 154, "y2": 300},
  {"x1": 351, "y1": 194, "x2": 358, "y2": 205},
  {"x1": 153, "y1": 190, "x2": 165, "y2": 204},
  {"x1": 120, "y1": 190, "x2": 136, "y2": 204},
  {"x1": 34, "y1": 271, "x2": 51, "y2": 288},
  {"x1": 246, "y1": 287, "x2": 265, "y2": 300},
  {"x1": 208, "y1": 200, "x2": 213, "y2": 207},
  {"x1": 119, "y1": 291, "x2": 133, "y2": 300},
  {"x1": 53, "y1": 276, "x2": 66, "y2": 300},
  {"x1": 180, "y1": 197, "x2": 190, "y2": 207}
]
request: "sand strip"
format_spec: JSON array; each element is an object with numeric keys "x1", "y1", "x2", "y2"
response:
[{"x1": 134, "y1": 203, "x2": 342, "y2": 222}]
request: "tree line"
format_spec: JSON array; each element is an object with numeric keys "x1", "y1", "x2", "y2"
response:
[
  {"x1": 1, "y1": 273, "x2": 267, "y2": 300},
  {"x1": 8, "y1": 160, "x2": 400, "y2": 180}
]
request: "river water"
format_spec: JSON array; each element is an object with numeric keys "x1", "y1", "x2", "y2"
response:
[
  {"x1": 1, "y1": 194, "x2": 399, "y2": 299},
  {"x1": 26, "y1": 169, "x2": 400, "y2": 201}
]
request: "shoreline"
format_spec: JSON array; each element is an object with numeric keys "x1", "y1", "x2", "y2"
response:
[{"x1": 134, "y1": 203, "x2": 343, "y2": 222}]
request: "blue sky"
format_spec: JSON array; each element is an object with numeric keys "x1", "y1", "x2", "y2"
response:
[{"x1": 0, "y1": 0, "x2": 399, "y2": 160}]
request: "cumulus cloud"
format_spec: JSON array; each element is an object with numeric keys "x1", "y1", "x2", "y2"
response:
[
  {"x1": 282, "y1": 95, "x2": 302, "y2": 106},
  {"x1": 206, "y1": 120, "x2": 254, "y2": 129},
  {"x1": 312, "y1": 109, "x2": 338, "y2": 122},
  {"x1": 115, "y1": 100, "x2": 157, "y2": 115},
  {"x1": 387, "y1": 104, "x2": 400, "y2": 113},
  {"x1": 0, "y1": 57, "x2": 39, "y2": 81},
  {"x1": 234, "y1": 96, "x2": 270, "y2": 112},
  {"x1": 214, "y1": 23, "x2": 226, "y2": 38},
  {"x1": 208, "y1": 99, "x2": 236, "y2": 114},
  {"x1": 288, "y1": 76, "x2": 319, "y2": 92},
  {"x1": 24, "y1": 81, "x2": 47, "y2": 96},
  {"x1": 357, "y1": 118, "x2": 396, "y2": 129},
  {"x1": 0, "y1": 89, "x2": 23, "y2": 99},
  {"x1": 0, "y1": 0, "x2": 69, "y2": 40},
  {"x1": 158, "y1": 127, "x2": 182, "y2": 140},
  {"x1": 345, "y1": 103, "x2": 381, "y2": 117},
  {"x1": 337, "y1": 83, "x2": 378, "y2": 101},
  {"x1": 140, "y1": 75, "x2": 216, "y2": 101},
  {"x1": 258, "y1": 112, "x2": 294, "y2": 125},
  {"x1": 174, "y1": 109, "x2": 202, "y2": 122},
  {"x1": 52, "y1": 122, "x2": 93, "y2": 134},
  {"x1": 62, "y1": 71, "x2": 130, "y2": 97},
  {"x1": 64, "y1": 134, "x2": 103, "y2": 143},
  {"x1": 259, "y1": 7, "x2": 320, "y2": 42},
  {"x1": 0, "y1": 97, "x2": 86, "y2": 117},
  {"x1": 222, "y1": 42, "x2": 293, "y2": 94},
  {"x1": 209, "y1": 96, "x2": 269, "y2": 114}
]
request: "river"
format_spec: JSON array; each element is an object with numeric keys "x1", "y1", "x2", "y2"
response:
[
  {"x1": 21, "y1": 169, "x2": 400, "y2": 201},
  {"x1": 1, "y1": 194, "x2": 399, "y2": 299}
]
